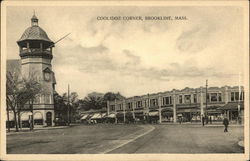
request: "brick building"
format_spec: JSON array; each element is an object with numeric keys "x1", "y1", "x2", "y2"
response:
[{"x1": 107, "y1": 86, "x2": 244, "y2": 124}]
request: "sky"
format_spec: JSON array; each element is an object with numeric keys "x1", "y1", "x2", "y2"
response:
[{"x1": 6, "y1": 6, "x2": 246, "y2": 98}]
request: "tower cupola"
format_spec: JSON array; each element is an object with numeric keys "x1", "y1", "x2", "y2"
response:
[
  {"x1": 17, "y1": 13, "x2": 54, "y2": 59},
  {"x1": 31, "y1": 14, "x2": 38, "y2": 26}
]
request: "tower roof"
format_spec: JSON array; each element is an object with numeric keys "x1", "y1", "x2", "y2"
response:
[
  {"x1": 18, "y1": 26, "x2": 53, "y2": 42},
  {"x1": 17, "y1": 14, "x2": 54, "y2": 46}
]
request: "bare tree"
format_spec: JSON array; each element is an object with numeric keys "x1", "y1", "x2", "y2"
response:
[
  {"x1": 6, "y1": 71, "x2": 23, "y2": 132},
  {"x1": 6, "y1": 71, "x2": 41, "y2": 131}
]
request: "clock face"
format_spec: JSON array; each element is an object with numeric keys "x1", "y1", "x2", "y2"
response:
[{"x1": 44, "y1": 72, "x2": 50, "y2": 81}]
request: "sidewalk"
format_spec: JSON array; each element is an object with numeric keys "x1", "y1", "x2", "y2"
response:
[
  {"x1": 6, "y1": 124, "x2": 79, "y2": 135},
  {"x1": 160, "y1": 122, "x2": 244, "y2": 127}
]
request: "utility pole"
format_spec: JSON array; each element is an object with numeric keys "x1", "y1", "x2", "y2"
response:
[
  {"x1": 205, "y1": 80, "x2": 208, "y2": 117},
  {"x1": 238, "y1": 72, "x2": 241, "y2": 124},
  {"x1": 67, "y1": 84, "x2": 70, "y2": 126}
]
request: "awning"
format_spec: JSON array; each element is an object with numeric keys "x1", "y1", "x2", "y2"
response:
[
  {"x1": 135, "y1": 112, "x2": 144, "y2": 117},
  {"x1": 218, "y1": 102, "x2": 244, "y2": 110},
  {"x1": 101, "y1": 113, "x2": 107, "y2": 118},
  {"x1": 90, "y1": 113, "x2": 101, "y2": 119},
  {"x1": 149, "y1": 111, "x2": 159, "y2": 116},
  {"x1": 81, "y1": 114, "x2": 89, "y2": 120},
  {"x1": 21, "y1": 112, "x2": 32, "y2": 121},
  {"x1": 107, "y1": 113, "x2": 116, "y2": 118},
  {"x1": 177, "y1": 108, "x2": 199, "y2": 113},
  {"x1": 34, "y1": 112, "x2": 43, "y2": 120},
  {"x1": 116, "y1": 113, "x2": 124, "y2": 118}
]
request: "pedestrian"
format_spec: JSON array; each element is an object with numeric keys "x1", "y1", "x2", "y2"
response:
[
  {"x1": 205, "y1": 115, "x2": 209, "y2": 124},
  {"x1": 209, "y1": 116, "x2": 212, "y2": 124},
  {"x1": 179, "y1": 117, "x2": 182, "y2": 124},
  {"x1": 223, "y1": 116, "x2": 229, "y2": 132},
  {"x1": 201, "y1": 115, "x2": 205, "y2": 126}
]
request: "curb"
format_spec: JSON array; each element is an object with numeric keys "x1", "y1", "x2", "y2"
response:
[{"x1": 6, "y1": 126, "x2": 72, "y2": 136}]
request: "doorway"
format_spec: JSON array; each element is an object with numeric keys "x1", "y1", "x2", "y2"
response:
[{"x1": 46, "y1": 112, "x2": 52, "y2": 126}]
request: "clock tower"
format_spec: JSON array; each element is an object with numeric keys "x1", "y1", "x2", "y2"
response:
[{"x1": 17, "y1": 14, "x2": 56, "y2": 126}]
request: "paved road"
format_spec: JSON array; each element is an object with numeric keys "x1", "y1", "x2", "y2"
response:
[
  {"x1": 109, "y1": 124, "x2": 244, "y2": 153},
  {"x1": 7, "y1": 124, "x2": 243, "y2": 154},
  {"x1": 7, "y1": 124, "x2": 151, "y2": 154}
]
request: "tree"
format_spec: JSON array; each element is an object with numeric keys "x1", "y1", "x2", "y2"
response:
[
  {"x1": 78, "y1": 92, "x2": 125, "y2": 112},
  {"x1": 21, "y1": 76, "x2": 41, "y2": 130},
  {"x1": 103, "y1": 92, "x2": 125, "y2": 102},
  {"x1": 6, "y1": 71, "x2": 41, "y2": 131},
  {"x1": 79, "y1": 93, "x2": 106, "y2": 111}
]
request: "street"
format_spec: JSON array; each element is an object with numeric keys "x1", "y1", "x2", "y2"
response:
[{"x1": 7, "y1": 124, "x2": 244, "y2": 154}]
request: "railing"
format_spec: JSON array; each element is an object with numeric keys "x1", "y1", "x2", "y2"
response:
[{"x1": 20, "y1": 48, "x2": 52, "y2": 55}]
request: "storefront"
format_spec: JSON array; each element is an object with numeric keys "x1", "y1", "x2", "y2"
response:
[
  {"x1": 177, "y1": 108, "x2": 200, "y2": 122},
  {"x1": 218, "y1": 102, "x2": 244, "y2": 123}
]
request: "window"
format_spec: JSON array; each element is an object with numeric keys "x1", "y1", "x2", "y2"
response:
[
  {"x1": 118, "y1": 104, "x2": 123, "y2": 110},
  {"x1": 127, "y1": 102, "x2": 132, "y2": 109},
  {"x1": 193, "y1": 94, "x2": 197, "y2": 103},
  {"x1": 184, "y1": 95, "x2": 191, "y2": 104},
  {"x1": 150, "y1": 99, "x2": 158, "y2": 107},
  {"x1": 210, "y1": 93, "x2": 217, "y2": 102},
  {"x1": 163, "y1": 97, "x2": 172, "y2": 105},
  {"x1": 34, "y1": 95, "x2": 40, "y2": 104},
  {"x1": 111, "y1": 105, "x2": 115, "y2": 111},
  {"x1": 136, "y1": 101, "x2": 142, "y2": 108},
  {"x1": 179, "y1": 95, "x2": 183, "y2": 104},
  {"x1": 240, "y1": 92, "x2": 244, "y2": 100},
  {"x1": 45, "y1": 94, "x2": 50, "y2": 104},
  {"x1": 231, "y1": 92, "x2": 235, "y2": 101},
  {"x1": 235, "y1": 92, "x2": 239, "y2": 101},
  {"x1": 206, "y1": 94, "x2": 210, "y2": 102},
  {"x1": 218, "y1": 93, "x2": 222, "y2": 102}
]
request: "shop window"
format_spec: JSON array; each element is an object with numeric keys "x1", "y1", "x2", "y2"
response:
[
  {"x1": 34, "y1": 119, "x2": 43, "y2": 125},
  {"x1": 210, "y1": 93, "x2": 217, "y2": 102}
]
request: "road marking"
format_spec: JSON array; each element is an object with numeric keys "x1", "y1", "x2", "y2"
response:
[{"x1": 102, "y1": 125, "x2": 155, "y2": 154}]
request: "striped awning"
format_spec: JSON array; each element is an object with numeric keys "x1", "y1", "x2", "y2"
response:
[
  {"x1": 149, "y1": 111, "x2": 159, "y2": 116},
  {"x1": 107, "y1": 113, "x2": 116, "y2": 118},
  {"x1": 91, "y1": 113, "x2": 101, "y2": 119},
  {"x1": 101, "y1": 113, "x2": 107, "y2": 117},
  {"x1": 81, "y1": 114, "x2": 89, "y2": 120}
]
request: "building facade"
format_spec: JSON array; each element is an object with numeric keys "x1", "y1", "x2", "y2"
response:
[
  {"x1": 107, "y1": 86, "x2": 244, "y2": 124},
  {"x1": 7, "y1": 14, "x2": 56, "y2": 127}
]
